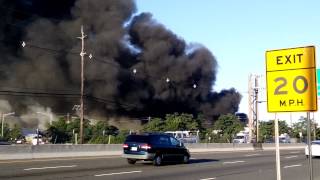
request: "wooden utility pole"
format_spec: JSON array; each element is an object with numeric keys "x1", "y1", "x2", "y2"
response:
[{"x1": 78, "y1": 25, "x2": 86, "y2": 144}]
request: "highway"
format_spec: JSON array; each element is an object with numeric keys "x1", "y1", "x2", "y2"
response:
[{"x1": 0, "y1": 149, "x2": 317, "y2": 180}]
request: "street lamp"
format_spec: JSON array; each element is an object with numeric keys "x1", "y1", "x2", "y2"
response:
[
  {"x1": 1, "y1": 112, "x2": 15, "y2": 137},
  {"x1": 36, "y1": 112, "x2": 53, "y2": 125}
]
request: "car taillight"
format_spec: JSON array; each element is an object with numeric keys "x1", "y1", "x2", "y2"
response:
[
  {"x1": 123, "y1": 144, "x2": 129, "y2": 148},
  {"x1": 140, "y1": 144, "x2": 151, "y2": 150}
]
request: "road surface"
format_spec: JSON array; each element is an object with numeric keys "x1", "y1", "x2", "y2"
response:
[{"x1": 0, "y1": 149, "x2": 317, "y2": 180}]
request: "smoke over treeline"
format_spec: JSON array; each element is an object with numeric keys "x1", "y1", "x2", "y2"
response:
[{"x1": 0, "y1": 0, "x2": 241, "y2": 123}]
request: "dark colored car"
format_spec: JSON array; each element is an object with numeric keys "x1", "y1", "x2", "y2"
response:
[
  {"x1": 122, "y1": 133, "x2": 190, "y2": 166},
  {"x1": 0, "y1": 141, "x2": 11, "y2": 145}
]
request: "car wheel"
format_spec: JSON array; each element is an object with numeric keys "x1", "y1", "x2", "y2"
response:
[
  {"x1": 153, "y1": 155, "x2": 162, "y2": 166},
  {"x1": 127, "y1": 159, "x2": 137, "y2": 165},
  {"x1": 182, "y1": 154, "x2": 189, "y2": 164}
]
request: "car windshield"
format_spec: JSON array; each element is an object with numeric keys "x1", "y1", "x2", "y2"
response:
[{"x1": 235, "y1": 136, "x2": 244, "y2": 139}]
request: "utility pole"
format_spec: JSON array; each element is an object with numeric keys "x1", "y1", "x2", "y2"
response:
[
  {"x1": 78, "y1": 25, "x2": 87, "y2": 144},
  {"x1": 255, "y1": 75, "x2": 259, "y2": 143},
  {"x1": 248, "y1": 74, "x2": 262, "y2": 143},
  {"x1": 248, "y1": 74, "x2": 254, "y2": 142}
]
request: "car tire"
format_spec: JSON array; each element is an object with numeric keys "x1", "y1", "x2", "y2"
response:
[
  {"x1": 127, "y1": 159, "x2": 137, "y2": 165},
  {"x1": 153, "y1": 155, "x2": 162, "y2": 166},
  {"x1": 182, "y1": 154, "x2": 189, "y2": 164}
]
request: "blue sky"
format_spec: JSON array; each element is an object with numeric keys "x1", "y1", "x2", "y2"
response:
[{"x1": 136, "y1": 0, "x2": 320, "y2": 122}]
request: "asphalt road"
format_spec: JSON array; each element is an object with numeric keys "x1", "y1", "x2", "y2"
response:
[{"x1": 0, "y1": 149, "x2": 317, "y2": 180}]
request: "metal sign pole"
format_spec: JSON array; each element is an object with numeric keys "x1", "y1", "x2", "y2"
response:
[
  {"x1": 307, "y1": 112, "x2": 313, "y2": 180},
  {"x1": 274, "y1": 113, "x2": 281, "y2": 180}
]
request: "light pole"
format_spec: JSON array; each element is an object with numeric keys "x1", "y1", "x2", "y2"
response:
[
  {"x1": 1, "y1": 112, "x2": 15, "y2": 137},
  {"x1": 36, "y1": 112, "x2": 53, "y2": 125}
]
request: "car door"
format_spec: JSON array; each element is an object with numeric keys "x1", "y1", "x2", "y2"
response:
[
  {"x1": 158, "y1": 135, "x2": 172, "y2": 161},
  {"x1": 169, "y1": 136, "x2": 184, "y2": 161}
]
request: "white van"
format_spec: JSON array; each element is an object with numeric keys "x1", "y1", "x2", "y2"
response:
[{"x1": 165, "y1": 130, "x2": 199, "y2": 143}]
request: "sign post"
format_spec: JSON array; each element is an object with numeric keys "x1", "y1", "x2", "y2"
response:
[
  {"x1": 274, "y1": 113, "x2": 281, "y2": 180},
  {"x1": 307, "y1": 112, "x2": 313, "y2": 180},
  {"x1": 266, "y1": 46, "x2": 317, "y2": 180}
]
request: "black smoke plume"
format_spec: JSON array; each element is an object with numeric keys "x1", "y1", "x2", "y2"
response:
[{"x1": 0, "y1": 0, "x2": 241, "y2": 123}]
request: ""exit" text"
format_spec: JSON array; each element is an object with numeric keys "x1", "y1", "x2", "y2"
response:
[{"x1": 276, "y1": 54, "x2": 303, "y2": 65}]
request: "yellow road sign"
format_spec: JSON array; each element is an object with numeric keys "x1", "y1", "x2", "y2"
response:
[{"x1": 266, "y1": 46, "x2": 317, "y2": 112}]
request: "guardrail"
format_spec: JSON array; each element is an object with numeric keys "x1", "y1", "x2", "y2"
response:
[{"x1": 0, "y1": 143, "x2": 305, "y2": 160}]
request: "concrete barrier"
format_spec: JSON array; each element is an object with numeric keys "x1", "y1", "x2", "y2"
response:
[
  {"x1": 185, "y1": 143, "x2": 256, "y2": 152},
  {"x1": 0, "y1": 143, "x2": 305, "y2": 160}
]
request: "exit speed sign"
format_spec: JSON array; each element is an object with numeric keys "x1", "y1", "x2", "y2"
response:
[{"x1": 266, "y1": 46, "x2": 317, "y2": 112}]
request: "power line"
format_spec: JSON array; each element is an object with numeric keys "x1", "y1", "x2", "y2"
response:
[
  {"x1": 0, "y1": 89, "x2": 138, "y2": 109},
  {"x1": 0, "y1": 90, "x2": 79, "y2": 97},
  {"x1": 0, "y1": 86, "x2": 78, "y2": 94},
  {"x1": 0, "y1": 39, "x2": 119, "y2": 67},
  {"x1": 22, "y1": 41, "x2": 120, "y2": 67}
]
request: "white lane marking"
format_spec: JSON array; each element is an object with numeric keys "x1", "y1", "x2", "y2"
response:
[
  {"x1": 94, "y1": 170, "x2": 142, "y2": 177},
  {"x1": 24, "y1": 165, "x2": 77, "y2": 171},
  {"x1": 223, "y1": 160, "x2": 245, "y2": 164},
  {"x1": 283, "y1": 164, "x2": 302, "y2": 169},
  {"x1": 1, "y1": 156, "x2": 120, "y2": 164},
  {"x1": 285, "y1": 155, "x2": 298, "y2": 159},
  {"x1": 245, "y1": 153, "x2": 261, "y2": 157},
  {"x1": 290, "y1": 151, "x2": 300, "y2": 154},
  {"x1": 190, "y1": 157, "x2": 197, "y2": 160},
  {"x1": 200, "y1": 178, "x2": 216, "y2": 180}
]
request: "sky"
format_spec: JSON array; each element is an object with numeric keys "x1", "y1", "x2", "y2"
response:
[{"x1": 136, "y1": 0, "x2": 320, "y2": 124}]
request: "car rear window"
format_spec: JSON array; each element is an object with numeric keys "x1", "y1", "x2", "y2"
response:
[{"x1": 125, "y1": 135, "x2": 150, "y2": 143}]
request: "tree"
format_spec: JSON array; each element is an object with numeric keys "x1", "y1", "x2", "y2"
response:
[
  {"x1": 46, "y1": 117, "x2": 92, "y2": 144},
  {"x1": 143, "y1": 118, "x2": 165, "y2": 132},
  {"x1": 1, "y1": 123, "x2": 22, "y2": 142},
  {"x1": 88, "y1": 121, "x2": 119, "y2": 144},
  {"x1": 213, "y1": 114, "x2": 243, "y2": 143},
  {"x1": 259, "y1": 120, "x2": 289, "y2": 142},
  {"x1": 143, "y1": 113, "x2": 201, "y2": 132},
  {"x1": 291, "y1": 116, "x2": 318, "y2": 141},
  {"x1": 164, "y1": 113, "x2": 199, "y2": 131},
  {"x1": 8, "y1": 124, "x2": 23, "y2": 141},
  {"x1": 46, "y1": 117, "x2": 69, "y2": 144}
]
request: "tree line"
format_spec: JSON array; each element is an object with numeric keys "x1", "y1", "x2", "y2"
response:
[{"x1": 1, "y1": 114, "x2": 317, "y2": 144}]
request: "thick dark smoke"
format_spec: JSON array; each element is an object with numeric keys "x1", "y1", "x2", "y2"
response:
[{"x1": 0, "y1": 0, "x2": 241, "y2": 124}]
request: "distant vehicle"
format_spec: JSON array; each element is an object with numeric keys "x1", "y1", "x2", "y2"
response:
[
  {"x1": 164, "y1": 130, "x2": 199, "y2": 143},
  {"x1": 264, "y1": 139, "x2": 274, "y2": 143},
  {"x1": 279, "y1": 133, "x2": 290, "y2": 143},
  {"x1": 233, "y1": 129, "x2": 250, "y2": 143},
  {"x1": 305, "y1": 140, "x2": 320, "y2": 158},
  {"x1": 0, "y1": 141, "x2": 11, "y2": 145},
  {"x1": 15, "y1": 137, "x2": 26, "y2": 144},
  {"x1": 122, "y1": 133, "x2": 190, "y2": 166},
  {"x1": 31, "y1": 135, "x2": 44, "y2": 145}
]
